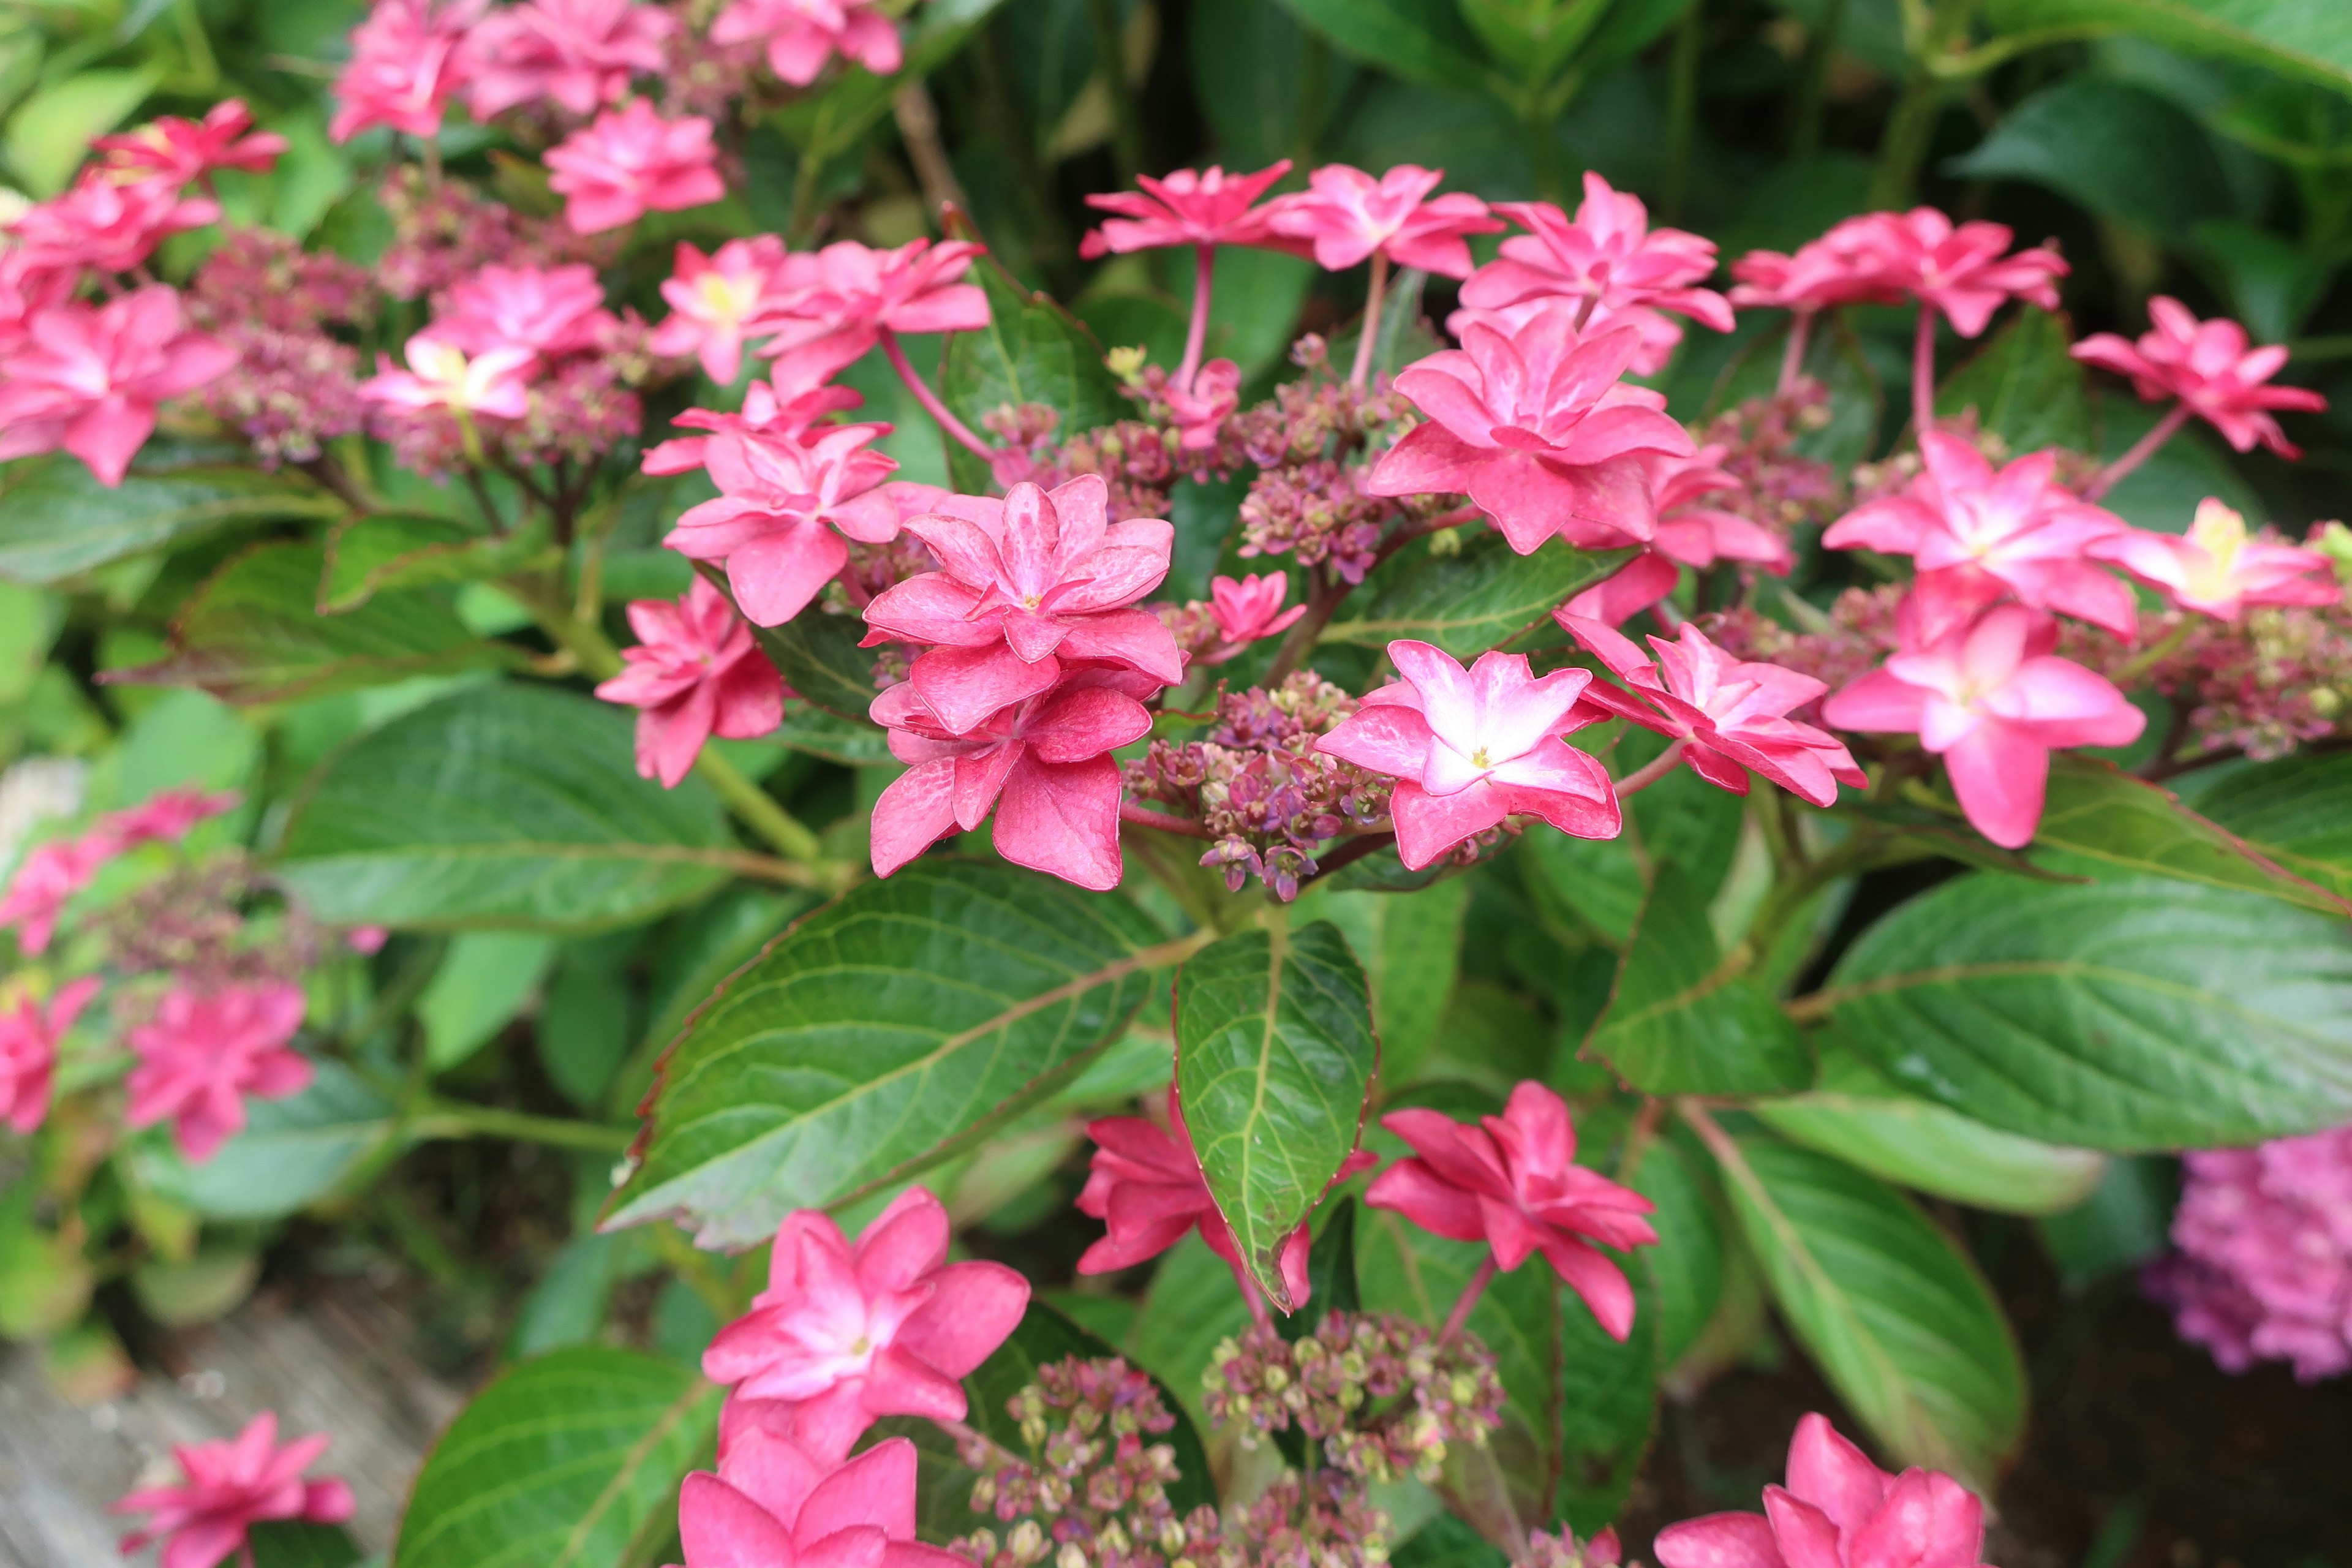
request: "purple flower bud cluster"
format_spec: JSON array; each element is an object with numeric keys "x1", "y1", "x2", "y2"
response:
[
  {"x1": 1199, "y1": 1311, "x2": 1504, "y2": 1484},
  {"x1": 1228, "y1": 370, "x2": 1420, "y2": 585},
  {"x1": 1514, "y1": 1525, "x2": 1622, "y2": 1568},
  {"x1": 1126, "y1": 673, "x2": 1391, "y2": 900},
  {"x1": 2144, "y1": 1125, "x2": 2352, "y2": 1381},
  {"x1": 497, "y1": 353, "x2": 646, "y2": 469},
  {"x1": 187, "y1": 232, "x2": 377, "y2": 466},
  {"x1": 90, "y1": 851, "x2": 323, "y2": 995},
  {"x1": 1692, "y1": 383, "x2": 1842, "y2": 535},
  {"x1": 377, "y1": 170, "x2": 602, "y2": 301},
  {"x1": 1237, "y1": 461, "x2": 1389, "y2": 585},
  {"x1": 985, "y1": 405, "x2": 1189, "y2": 526}
]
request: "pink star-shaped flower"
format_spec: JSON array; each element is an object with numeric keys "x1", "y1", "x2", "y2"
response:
[
  {"x1": 421, "y1": 263, "x2": 617, "y2": 358},
  {"x1": 1655, "y1": 1413, "x2": 1994, "y2": 1568},
  {"x1": 328, "y1": 0, "x2": 485, "y2": 143},
  {"x1": 1080, "y1": 160, "x2": 1295, "y2": 257},
  {"x1": 0, "y1": 836, "x2": 118, "y2": 956},
  {"x1": 663, "y1": 424, "x2": 907, "y2": 626},
  {"x1": 1365, "y1": 1080, "x2": 1659, "y2": 1341},
  {"x1": 1558, "y1": 615, "x2": 1866, "y2": 809},
  {"x1": 1265, "y1": 164, "x2": 1501, "y2": 279},
  {"x1": 92, "y1": 100, "x2": 288, "y2": 187},
  {"x1": 1366, "y1": 303, "x2": 1694, "y2": 555},
  {"x1": 545, "y1": 100, "x2": 726, "y2": 235},
  {"x1": 115, "y1": 1412, "x2": 353, "y2": 1568},
  {"x1": 1828, "y1": 208, "x2": 2066, "y2": 337},
  {"x1": 709, "y1": 0, "x2": 903, "y2": 88},
  {"x1": 1315, "y1": 639, "x2": 1620, "y2": 870},
  {"x1": 0, "y1": 285, "x2": 236, "y2": 486},
  {"x1": 701, "y1": 1186, "x2": 1029, "y2": 1463},
  {"x1": 1207, "y1": 571, "x2": 1305, "y2": 650},
  {"x1": 8, "y1": 168, "x2": 221, "y2": 276},
  {"x1": 595, "y1": 575, "x2": 789, "y2": 788},
  {"x1": 1822, "y1": 431, "x2": 2135, "y2": 641},
  {"x1": 0, "y1": 977, "x2": 99, "y2": 1135},
  {"x1": 1561, "y1": 445, "x2": 1795, "y2": 625},
  {"x1": 655, "y1": 238, "x2": 794, "y2": 385},
  {"x1": 1822, "y1": 600, "x2": 2145, "y2": 849},
  {"x1": 749, "y1": 238, "x2": 990, "y2": 386},
  {"x1": 2073, "y1": 296, "x2": 2328, "y2": 458},
  {"x1": 673, "y1": 1430, "x2": 964, "y2": 1568},
  {"x1": 641, "y1": 372, "x2": 868, "y2": 476},
  {"x1": 2088, "y1": 499, "x2": 2340, "y2": 621},
  {"x1": 126, "y1": 982, "x2": 314, "y2": 1163},
  {"x1": 462, "y1": 0, "x2": 676, "y2": 118}
]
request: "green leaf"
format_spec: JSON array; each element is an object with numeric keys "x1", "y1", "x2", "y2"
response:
[
  {"x1": 1520, "y1": 745, "x2": 1746, "y2": 946},
  {"x1": 1752, "y1": 1038, "x2": 2107, "y2": 1215},
  {"x1": 132, "y1": 1061, "x2": 396, "y2": 1221},
  {"x1": 1393, "y1": 1514, "x2": 1510, "y2": 1568},
  {"x1": 320, "y1": 513, "x2": 559, "y2": 612},
  {"x1": 1983, "y1": 0, "x2": 2352, "y2": 99},
  {"x1": 131, "y1": 1248, "x2": 261, "y2": 1327},
  {"x1": 512, "y1": 1232, "x2": 630, "y2": 1358},
  {"x1": 0, "y1": 453, "x2": 344, "y2": 587},
  {"x1": 2034, "y1": 1155, "x2": 2175, "y2": 1287},
  {"x1": 940, "y1": 252, "x2": 1128, "y2": 489},
  {"x1": 108, "y1": 543, "x2": 500, "y2": 706},
  {"x1": 0, "y1": 1188, "x2": 92, "y2": 1338},
  {"x1": 1175, "y1": 919, "x2": 1378, "y2": 1311},
  {"x1": 1708, "y1": 1129, "x2": 2024, "y2": 1488},
  {"x1": 393, "y1": 1348, "x2": 720, "y2": 1568},
  {"x1": 749, "y1": 607, "x2": 885, "y2": 721},
  {"x1": 248, "y1": 1521, "x2": 363, "y2": 1568},
  {"x1": 2028, "y1": 754, "x2": 2348, "y2": 916},
  {"x1": 1820, "y1": 873, "x2": 2352, "y2": 1150},
  {"x1": 541, "y1": 935, "x2": 641, "y2": 1109},
  {"x1": 1933, "y1": 307, "x2": 2095, "y2": 454},
  {"x1": 768, "y1": 0, "x2": 1016, "y2": 157},
  {"x1": 1271, "y1": 0, "x2": 1496, "y2": 96},
  {"x1": 1291, "y1": 878, "x2": 1469, "y2": 1087},
  {"x1": 1190, "y1": 0, "x2": 1356, "y2": 165},
  {"x1": 274, "y1": 684, "x2": 744, "y2": 932},
  {"x1": 420, "y1": 932, "x2": 558, "y2": 1071},
  {"x1": 2179, "y1": 750, "x2": 2352, "y2": 905},
  {"x1": 1324, "y1": 531, "x2": 1633, "y2": 658},
  {"x1": 4, "y1": 67, "x2": 159, "y2": 195},
  {"x1": 608, "y1": 862, "x2": 1176, "y2": 1248},
  {"x1": 1947, "y1": 77, "x2": 2234, "y2": 241},
  {"x1": 967, "y1": 1299, "x2": 1217, "y2": 1517},
  {"x1": 1632, "y1": 1133, "x2": 1723, "y2": 1371},
  {"x1": 1586, "y1": 864, "x2": 1814, "y2": 1095}
]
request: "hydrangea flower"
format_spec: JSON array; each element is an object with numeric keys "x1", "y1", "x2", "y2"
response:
[
  {"x1": 2072, "y1": 296, "x2": 2327, "y2": 458},
  {"x1": 2089, "y1": 499, "x2": 2340, "y2": 622},
  {"x1": 545, "y1": 101, "x2": 726, "y2": 234},
  {"x1": 328, "y1": 0, "x2": 485, "y2": 142},
  {"x1": 749, "y1": 238, "x2": 989, "y2": 386},
  {"x1": 360, "y1": 335, "x2": 536, "y2": 419},
  {"x1": 9, "y1": 169, "x2": 221, "y2": 275},
  {"x1": 462, "y1": 0, "x2": 676, "y2": 118},
  {"x1": 1822, "y1": 601, "x2": 2144, "y2": 849},
  {"x1": 1828, "y1": 208, "x2": 2067, "y2": 337},
  {"x1": 1562, "y1": 445, "x2": 1795, "y2": 625},
  {"x1": 0, "y1": 837, "x2": 120, "y2": 956},
  {"x1": 710, "y1": 0, "x2": 903, "y2": 88},
  {"x1": 1207, "y1": 571, "x2": 1306, "y2": 650},
  {"x1": 1265, "y1": 164, "x2": 1501, "y2": 278},
  {"x1": 114, "y1": 1412, "x2": 353, "y2": 1568},
  {"x1": 0, "y1": 286, "x2": 236, "y2": 486},
  {"x1": 675, "y1": 1430, "x2": 962, "y2": 1568},
  {"x1": 92, "y1": 100, "x2": 288, "y2": 187},
  {"x1": 421, "y1": 263, "x2": 617, "y2": 358},
  {"x1": 0, "y1": 977, "x2": 99, "y2": 1134},
  {"x1": 662, "y1": 424, "x2": 907, "y2": 627},
  {"x1": 124, "y1": 981, "x2": 314, "y2": 1163},
  {"x1": 595, "y1": 576, "x2": 789, "y2": 788},
  {"x1": 655, "y1": 238, "x2": 793, "y2": 383},
  {"x1": 1315, "y1": 640, "x2": 1619, "y2": 871},
  {"x1": 1080, "y1": 160, "x2": 1295, "y2": 257}
]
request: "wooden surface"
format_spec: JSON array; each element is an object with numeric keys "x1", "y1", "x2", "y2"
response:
[{"x1": 0, "y1": 1287, "x2": 467, "y2": 1568}]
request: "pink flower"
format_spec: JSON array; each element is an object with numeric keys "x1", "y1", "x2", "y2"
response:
[
  {"x1": 1265, "y1": 163, "x2": 1501, "y2": 279},
  {"x1": 655, "y1": 238, "x2": 793, "y2": 383},
  {"x1": 421, "y1": 263, "x2": 618, "y2": 358},
  {"x1": 0, "y1": 837, "x2": 116, "y2": 955},
  {"x1": 2089, "y1": 499, "x2": 2340, "y2": 621},
  {"x1": 0, "y1": 286, "x2": 236, "y2": 486},
  {"x1": 463, "y1": 0, "x2": 676, "y2": 118},
  {"x1": 1655, "y1": 1413, "x2": 1991, "y2": 1568},
  {"x1": 1076, "y1": 1085, "x2": 1374, "y2": 1308},
  {"x1": 360, "y1": 335, "x2": 536, "y2": 419},
  {"x1": 1365, "y1": 1080, "x2": 1658, "y2": 1341},
  {"x1": 674, "y1": 1430, "x2": 960, "y2": 1568},
  {"x1": 1829, "y1": 208, "x2": 2066, "y2": 337},
  {"x1": 1556, "y1": 616, "x2": 1866, "y2": 809},
  {"x1": 2072, "y1": 296, "x2": 2328, "y2": 458},
  {"x1": 1822, "y1": 601, "x2": 2145, "y2": 849},
  {"x1": 861, "y1": 475, "x2": 1183, "y2": 734},
  {"x1": 663, "y1": 424, "x2": 904, "y2": 625},
  {"x1": 125, "y1": 981, "x2": 313, "y2": 1164},
  {"x1": 328, "y1": 0, "x2": 484, "y2": 143},
  {"x1": 1080, "y1": 160, "x2": 1295, "y2": 257},
  {"x1": 1458, "y1": 172, "x2": 1733, "y2": 374},
  {"x1": 709, "y1": 0, "x2": 903, "y2": 86},
  {"x1": 1314, "y1": 639, "x2": 1619, "y2": 871},
  {"x1": 1365, "y1": 304, "x2": 1694, "y2": 555},
  {"x1": 701, "y1": 1186, "x2": 1029, "y2": 1463},
  {"x1": 100, "y1": 786, "x2": 238, "y2": 848},
  {"x1": 7, "y1": 172, "x2": 220, "y2": 276},
  {"x1": 1164, "y1": 358, "x2": 1239, "y2": 450},
  {"x1": 114, "y1": 1412, "x2": 354, "y2": 1568},
  {"x1": 868, "y1": 668, "x2": 1155, "y2": 889},
  {"x1": 595, "y1": 576, "x2": 789, "y2": 788},
  {"x1": 642, "y1": 371, "x2": 867, "y2": 475},
  {"x1": 1562, "y1": 445, "x2": 1795, "y2": 625},
  {"x1": 2146, "y1": 1126, "x2": 2352, "y2": 1382},
  {"x1": 1727, "y1": 230, "x2": 1907, "y2": 314},
  {"x1": 1821, "y1": 431, "x2": 2135, "y2": 641},
  {"x1": 0, "y1": 978, "x2": 99, "y2": 1135},
  {"x1": 92, "y1": 100, "x2": 288, "y2": 187},
  {"x1": 0, "y1": 251, "x2": 75, "y2": 355},
  {"x1": 544, "y1": 101, "x2": 725, "y2": 234},
  {"x1": 750, "y1": 238, "x2": 989, "y2": 386},
  {"x1": 1208, "y1": 571, "x2": 1305, "y2": 648}
]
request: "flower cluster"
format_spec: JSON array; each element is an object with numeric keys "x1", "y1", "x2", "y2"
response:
[
  {"x1": 1127, "y1": 673, "x2": 1390, "y2": 900},
  {"x1": 1202, "y1": 1311, "x2": 1504, "y2": 1482},
  {"x1": 2144, "y1": 1123, "x2": 2352, "y2": 1381},
  {"x1": 185, "y1": 230, "x2": 376, "y2": 467},
  {"x1": 953, "y1": 1354, "x2": 1191, "y2": 1568},
  {"x1": 114, "y1": 1412, "x2": 353, "y2": 1568}
]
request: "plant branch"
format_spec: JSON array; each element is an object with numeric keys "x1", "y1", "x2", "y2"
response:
[
  {"x1": 1350, "y1": 252, "x2": 1390, "y2": 390},
  {"x1": 880, "y1": 328, "x2": 996, "y2": 462},
  {"x1": 1910, "y1": 305, "x2": 1938, "y2": 436},
  {"x1": 1120, "y1": 802, "x2": 1213, "y2": 839},
  {"x1": 409, "y1": 1099, "x2": 636, "y2": 1153},
  {"x1": 1614, "y1": 741, "x2": 1687, "y2": 799},
  {"x1": 1178, "y1": 244, "x2": 1217, "y2": 391},
  {"x1": 2083, "y1": 402, "x2": 2191, "y2": 501},
  {"x1": 1439, "y1": 1254, "x2": 1498, "y2": 1344},
  {"x1": 695, "y1": 747, "x2": 840, "y2": 878},
  {"x1": 2111, "y1": 614, "x2": 2197, "y2": 685}
]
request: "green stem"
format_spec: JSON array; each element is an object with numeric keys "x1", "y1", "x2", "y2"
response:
[
  {"x1": 410, "y1": 1099, "x2": 636, "y2": 1153},
  {"x1": 695, "y1": 747, "x2": 832, "y2": 869},
  {"x1": 1085, "y1": 0, "x2": 1145, "y2": 182},
  {"x1": 1869, "y1": 70, "x2": 1945, "y2": 208},
  {"x1": 1661, "y1": 0, "x2": 1706, "y2": 222},
  {"x1": 1265, "y1": 565, "x2": 1345, "y2": 684},
  {"x1": 1790, "y1": 0, "x2": 1847, "y2": 156},
  {"x1": 2111, "y1": 616, "x2": 2196, "y2": 686}
]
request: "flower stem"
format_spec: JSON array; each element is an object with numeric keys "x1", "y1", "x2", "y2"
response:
[
  {"x1": 1910, "y1": 305, "x2": 1938, "y2": 437},
  {"x1": 1120, "y1": 801, "x2": 1214, "y2": 839},
  {"x1": 2084, "y1": 402, "x2": 2192, "y2": 502},
  {"x1": 1779, "y1": 312, "x2": 1814, "y2": 395},
  {"x1": 1614, "y1": 739, "x2": 1687, "y2": 799},
  {"x1": 1351, "y1": 252, "x2": 1390, "y2": 390},
  {"x1": 410, "y1": 1099, "x2": 635, "y2": 1153},
  {"x1": 880, "y1": 328, "x2": 996, "y2": 463},
  {"x1": 2111, "y1": 614, "x2": 2198, "y2": 685},
  {"x1": 1440, "y1": 1254, "x2": 1498, "y2": 1344},
  {"x1": 1177, "y1": 244, "x2": 1216, "y2": 390},
  {"x1": 694, "y1": 747, "x2": 833, "y2": 870}
]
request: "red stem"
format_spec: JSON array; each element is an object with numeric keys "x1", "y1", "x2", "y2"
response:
[
  {"x1": 2083, "y1": 402, "x2": 2192, "y2": 502},
  {"x1": 1440, "y1": 1254, "x2": 1498, "y2": 1344},
  {"x1": 1614, "y1": 739, "x2": 1687, "y2": 799},
  {"x1": 1779, "y1": 312, "x2": 1814, "y2": 394},
  {"x1": 1350, "y1": 251, "x2": 1390, "y2": 389},
  {"x1": 1177, "y1": 244, "x2": 1216, "y2": 390},
  {"x1": 880, "y1": 328, "x2": 995, "y2": 462},
  {"x1": 1120, "y1": 801, "x2": 1213, "y2": 839},
  {"x1": 1911, "y1": 305, "x2": 1937, "y2": 437}
]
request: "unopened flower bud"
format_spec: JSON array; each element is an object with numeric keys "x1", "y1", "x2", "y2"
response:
[{"x1": 1057, "y1": 1542, "x2": 1088, "y2": 1568}]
